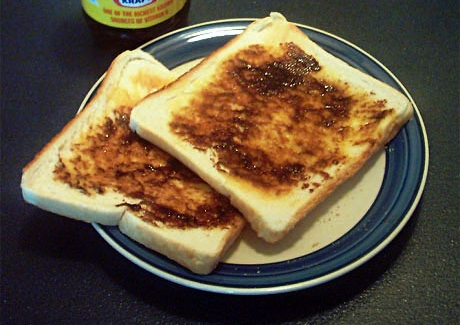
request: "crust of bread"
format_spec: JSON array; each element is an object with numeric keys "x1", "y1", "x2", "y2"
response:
[
  {"x1": 118, "y1": 210, "x2": 243, "y2": 273},
  {"x1": 21, "y1": 49, "x2": 245, "y2": 274},
  {"x1": 130, "y1": 13, "x2": 413, "y2": 243}
]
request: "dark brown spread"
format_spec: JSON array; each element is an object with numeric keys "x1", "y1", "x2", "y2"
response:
[
  {"x1": 170, "y1": 42, "x2": 395, "y2": 193},
  {"x1": 53, "y1": 106, "x2": 240, "y2": 229}
]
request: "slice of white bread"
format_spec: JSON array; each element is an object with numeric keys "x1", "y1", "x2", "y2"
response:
[
  {"x1": 21, "y1": 49, "x2": 245, "y2": 274},
  {"x1": 130, "y1": 13, "x2": 414, "y2": 243}
]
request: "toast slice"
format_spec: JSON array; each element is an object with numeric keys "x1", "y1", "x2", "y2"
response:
[
  {"x1": 130, "y1": 13, "x2": 414, "y2": 243},
  {"x1": 21, "y1": 50, "x2": 245, "y2": 274}
]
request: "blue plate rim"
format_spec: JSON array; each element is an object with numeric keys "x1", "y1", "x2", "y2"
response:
[{"x1": 89, "y1": 18, "x2": 429, "y2": 295}]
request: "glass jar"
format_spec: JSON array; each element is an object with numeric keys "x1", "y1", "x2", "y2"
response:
[{"x1": 82, "y1": 0, "x2": 191, "y2": 48}]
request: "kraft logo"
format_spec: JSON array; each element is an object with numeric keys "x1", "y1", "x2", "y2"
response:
[{"x1": 114, "y1": 0, "x2": 156, "y2": 8}]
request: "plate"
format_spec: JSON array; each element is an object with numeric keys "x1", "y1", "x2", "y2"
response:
[{"x1": 91, "y1": 19, "x2": 428, "y2": 295}]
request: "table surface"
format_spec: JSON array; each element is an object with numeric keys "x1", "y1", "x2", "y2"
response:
[{"x1": 2, "y1": 1, "x2": 459, "y2": 324}]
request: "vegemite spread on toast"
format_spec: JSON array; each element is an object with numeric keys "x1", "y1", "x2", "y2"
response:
[
  {"x1": 170, "y1": 42, "x2": 396, "y2": 193},
  {"x1": 53, "y1": 106, "x2": 240, "y2": 229}
]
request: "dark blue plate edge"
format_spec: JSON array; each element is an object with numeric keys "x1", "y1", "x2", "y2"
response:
[{"x1": 90, "y1": 19, "x2": 429, "y2": 295}]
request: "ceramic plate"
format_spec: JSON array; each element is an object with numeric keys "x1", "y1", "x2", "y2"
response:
[{"x1": 91, "y1": 19, "x2": 428, "y2": 295}]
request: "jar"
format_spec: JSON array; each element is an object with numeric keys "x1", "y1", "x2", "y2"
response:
[{"x1": 82, "y1": 0, "x2": 191, "y2": 48}]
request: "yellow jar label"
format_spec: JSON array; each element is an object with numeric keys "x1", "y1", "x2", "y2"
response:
[{"x1": 82, "y1": 0, "x2": 187, "y2": 29}]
